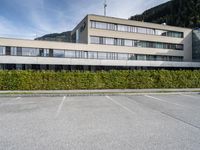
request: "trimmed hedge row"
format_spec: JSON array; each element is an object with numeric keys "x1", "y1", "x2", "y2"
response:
[{"x1": 0, "y1": 70, "x2": 200, "y2": 90}]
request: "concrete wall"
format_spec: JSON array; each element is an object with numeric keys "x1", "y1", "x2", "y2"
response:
[
  {"x1": 0, "y1": 56, "x2": 200, "y2": 68},
  {"x1": 192, "y1": 30, "x2": 200, "y2": 62}
]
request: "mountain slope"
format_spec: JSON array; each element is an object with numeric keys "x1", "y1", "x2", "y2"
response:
[
  {"x1": 129, "y1": 0, "x2": 200, "y2": 28},
  {"x1": 35, "y1": 31, "x2": 72, "y2": 42}
]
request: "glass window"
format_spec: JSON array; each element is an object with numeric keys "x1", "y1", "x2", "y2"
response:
[
  {"x1": 98, "y1": 52, "x2": 107, "y2": 59},
  {"x1": 114, "y1": 39, "x2": 122, "y2": 46},
  {"x1": 105, "y1": 38, "x2": 114, "y2": 45},
  {"x1": 137, "y1": 55, "x2": 146, "y2": 60},
  {"x1": 75, "y1": 51, "x2": 82, "y2": 58},
  {"x1": 10, "y1": 47, "x2": 16, "y2": 56},
  {"x1": 175, "y1": 44, "x2": 184, "y2": 50},
  {"x1": 155, "y1": 43, "x2": 164, "y2": 49},
  {"x1": 107, "y1": 53, "x2": 117, "y2": 60},
  {"x1": 95, "y1": 22, "x2": 107, "y2": 29},
  {"x1": 65, "y1": 50, "x2": 75, "y2": 58},
  {"x1": 137, "y1": 27, "x2": 147, "y2": 34},
  {"x1": 22, "y1": 47, "x2": 39, "y2": 56},
  {"x1": 0, "y1": 46, "x2": 5, "y2": 55},
  {"x1": 82, "y1": 51, "x2": 88, "y2": 59},
  {"x1": 128, "y1": 54, "x2": 136, "y2": 60},
  {"x1": 88, "y1": 51, "x2": 98, "y2": 59},
  {"x1": 90, "y1": 36, "x2": 100, "y2": 44},
  {"x1": 155, "y1": 30, "x2": 167, "y2": 36},
  {"x1": 172, "y1": 56, "x2": 183, "y2": 61},
  {"x1": 118, "y1": 53, "x2": 128, "y2": 60},
  {"x1": 118, "y1": 25, "x2": 127, "y2": 32},
  {"x1": 39, "y1": 49, "x2": 44, "y2": 56},
  {"x1": 91, "y1": 21, "x2": 96, "y2": 28},
  {"x1": 156, "y1": 56, "x2": 163, "y2": 61},
  {"x1": 146, "y1": 28, "x2": 155, "y2": 35},
  {"x1": 17, "y1": 47, "x2": 22, "y2": 56},
  {"x1": 134, "y1": 41, "x2": 142, "y2": 47},
  {"x1": 147, "y1": 55, "x2": 156, "y2": 61},
  {"x1": 54, "y1": 50, "x2": 65, "y2": 57},
  {"x1": 124, "y1": 40, "x2": 133, "y2": 47},
  {"x1": 6, "y1": 46, "x2": 11, "y2": 55},
  {"x1": 100, "y1": 37, "x2": 106, "y2": 44},
  {"x1": 107, "y1": 23, "x2": 116, "y2": 30}
]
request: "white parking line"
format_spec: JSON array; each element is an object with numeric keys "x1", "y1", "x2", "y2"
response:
[
  {"x1": 144, "y1": 95, "x2": 184, "y2": 107},
  {"x1": 105, "y1": 96, "x2": 135, "y2": 115},
  {"x1": 55, "y1": 96, "x2": 66, "y2": 118},
  {"x1": 15, "y1": 97, "x2": 21, "y2": 100}
]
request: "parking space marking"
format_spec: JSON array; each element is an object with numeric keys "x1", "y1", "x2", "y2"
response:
[
  {"x1": 145, "y1": 95, "x2": 184, "y2": 107},
  {"x1": 55, "y1": 96, "x2": 66, "y2": 118},
  {"x1": 15, "y1": 97, "x2": 21, "y2": 100},
  {"x1": 105, "y1": 96, "x2": 135, "y2": 115}
]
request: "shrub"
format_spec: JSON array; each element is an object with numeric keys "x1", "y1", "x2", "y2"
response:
[{"x1": 0, "y1": 70, "x2": 199, "y2": 90}]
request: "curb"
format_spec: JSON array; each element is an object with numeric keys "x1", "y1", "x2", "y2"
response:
[{"x1": 0, "y1": 91, "x2": 199, "y2": 97}]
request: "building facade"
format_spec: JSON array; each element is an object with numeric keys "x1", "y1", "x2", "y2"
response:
[{"x1": 0, "y1": 14, "x2": 200, "y2": 71}]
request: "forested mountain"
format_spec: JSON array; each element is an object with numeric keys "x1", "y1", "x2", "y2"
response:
[
  {"x1": 129, "y1": 0, "x2": 200, "y2": 28},
  {"x1": 35, "y1": 31, "x2": 72, "y2": 42}
]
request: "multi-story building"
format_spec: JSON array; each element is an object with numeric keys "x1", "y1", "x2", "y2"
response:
[{"x1": 0, "y1": 14, "x2": 200, "y2": 71}]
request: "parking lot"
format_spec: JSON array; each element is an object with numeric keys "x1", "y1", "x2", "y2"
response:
[{"x1": 0, "y1": 93, "x2": 200, "y2": 150}]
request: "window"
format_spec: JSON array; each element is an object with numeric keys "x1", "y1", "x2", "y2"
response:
[
  {"x1": 105, "y1": 38, "x2": 114, "y2": 45},
  {"x1": 75, "y1": 51, "x2": 82, "y2": 58},
  {"x1": 6, "y1": 46, "x2": 11, "y2": 55},
  {"x1": 137, "y1": 27, "x2": 147, "y2": 34},
  {"x1": 54, "y1": 50, "x2": 65, "y2": 57},
  {"x1": 90, "y1": 21, "x2": 183, "y2": 38},
  {"x1": 91, "y1": 21, "x2": 96, "y2": 28},
  {"x1": 124, "y1": 40, "x2": 133, "y2": 47},
  {"x1": 175, "y1": 44, "x2": 184, "y2": 50},
  {"x1": 22, "y1": 48, "x2": 39, "y2": 56},
  {"x1": 137, "y1": 55, "x2": 146, "y2": 60},
  {"x1": 17, "y1": 47, "x2": 22, "y2": 56},
  {"x1": 128, "y1": 54, "x2": 136, "y2": 60},
  {"x1": 146, "y1": 28, "x2": 155, "y2": 35},
  {"x1": 118, "y1": 53, "x2": 128, "y2": 60},
  {"x1": 39, "y1": 49, "x2": 44, "y2": 56},
  {"x1": 88, "y1": 52, "x2": 98, "y2": 59},
  {"x1": 95, "y1": 22, "x2": 107, "y2": 29},
  {"x1": 98, "y1": 52, "x2": 107, "y2": 59},
  {"x1": 11, "y1": 47, "x2": 17, "y2": 55},
  {"x1": 155, "y1": 30, "x2": 167, "y2": 36},
  {"x1": 107, "y1": 53, "x2": 117, "y2": 60},
  {"x1": 114, "y1": 39, "x2": 122, "y2": 46},
  {"x1": 49, "y1": 49, "x2": 53, "y2": 57},
  {"x1": 118, "y1": 25, "x2": 127, "y2": 32},
  {"x1": 90, "y1": 36, "x2": 99, "y2": 44},
  {"x1": 65, "y1": 50, "x2": 75, "y2": 58},
  {"x1": 0, "y1": 46, "x2": 5, "y2": 55},
  {"x1": 82, "y1": 51, "x2": 88, "y2": 59},
  {"x1": 107, "y1": 23, "x2": 117, "y2": 30}
]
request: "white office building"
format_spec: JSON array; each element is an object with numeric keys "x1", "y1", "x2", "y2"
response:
[{"x1": 0, "y1": 14, "x2": 200, "y2": 70}]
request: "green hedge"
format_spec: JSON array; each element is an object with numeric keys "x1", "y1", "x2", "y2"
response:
[{"x1": 0, "y1": 70, "x2": 200, "y2": 90}]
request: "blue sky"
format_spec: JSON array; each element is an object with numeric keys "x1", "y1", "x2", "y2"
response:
[{"x1": 0, "y1": 0, "x2": 169, "y2": 39}]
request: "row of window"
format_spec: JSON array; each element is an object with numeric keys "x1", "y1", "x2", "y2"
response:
[
  {"x1": 0, "y1": 46, "x2": 183, "y2": 62},
  {"x1": 90, "y1": 36, "x2": 184, "y2": 50},
  {"x1": 90, "y1": 21, "x2": 184, "y2": 38}
]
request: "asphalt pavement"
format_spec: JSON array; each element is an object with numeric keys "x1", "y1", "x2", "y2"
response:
[{"x1": 0, "y1": 93, "x2": 200, "y2": 150}]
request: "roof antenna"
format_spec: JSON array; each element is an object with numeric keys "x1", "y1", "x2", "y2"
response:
[{"x1": 104, "y1": 0, "x2": 107, "y2": 16}]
